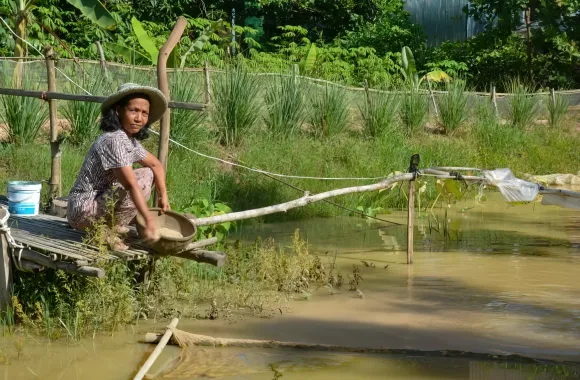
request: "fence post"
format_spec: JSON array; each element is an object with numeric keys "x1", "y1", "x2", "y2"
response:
[
  {"x1": 204, "y1": 61, "x2": 211, "y2": 105},
  {"x1": 0, "y1": 229, "x2": 12, "y2": 313},
  {"x1": 95, "y1": 41, "x2": 109, "y2": 79},
  {"x1": 407, "y1": 179, "x2": 415, "y2": 265},
  {"x1": 491, "y1": 85, "x2": 499, "y2": 119},
  {"x1": 551, "y1": 88, "x2": 557, "y2": 109},
  {"x1": 45, "y1": 46, "x2": 61, "y2": 199},
  {"x1": 292, "y1": 64, "x2": 299, "y2": 86},
  {"x1": 426, "y1": 78, "x2": 439, "y2": 118}
]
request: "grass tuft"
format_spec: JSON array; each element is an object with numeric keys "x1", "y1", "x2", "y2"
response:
[
  {"x1": 400, "y1": 88, "x2": 429, "y2": 137},
  {"x1": 359, "y1": 91, "x2": 400, "y2": 138},
  {"x1": 547, "y1": 93, "x2": 569, "y2": 129},
  {"x1": 309, "y1": 84, "x2": 349, "y2": 139},
  {"x1": 506, "y1": 78, "x2": 542, "y2": 129},
  {"x1": 264, "y1": 74, "x2": 308, "y2": 137},
  {"x1": 212, "y1": 66, "x2": 261, "y2": 146},
  {"x1": 437, "y1": 79, "x2": 469, "y2": 134}
]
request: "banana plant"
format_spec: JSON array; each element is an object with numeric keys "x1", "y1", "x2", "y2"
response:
[
  {"x1": 298, "y1": 42, "x2": 317, "y2": 75},
  {"x1": 401, "y1": 46, "x2": 451, "y2": 90},
  {"x1": 0, "y1": 0, "x2": 116, "y2": 87}
]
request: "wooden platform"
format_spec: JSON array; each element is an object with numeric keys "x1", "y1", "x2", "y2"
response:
[{"x1": 6, "y1": 211, "x2": 152, "y2": 264}]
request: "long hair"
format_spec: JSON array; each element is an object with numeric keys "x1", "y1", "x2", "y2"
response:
[{"x1": 100, "y1": 93, "x2": 151, "y2": 140}]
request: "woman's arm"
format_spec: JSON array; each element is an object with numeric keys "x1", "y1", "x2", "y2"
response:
[
  {"x1": 138, "y1": 152, "x2": 170, "y2": 212},
  {"x1": 112, "y1": 165, "x2": 159, "y2": 242}
]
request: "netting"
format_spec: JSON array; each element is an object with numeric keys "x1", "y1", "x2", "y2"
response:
[{"x1": 2, "y1": 58, "x2": 580, "y2": 107}]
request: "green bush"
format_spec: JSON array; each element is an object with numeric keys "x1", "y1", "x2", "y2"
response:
[
  {"x1": 309, "y1": 84, "x2": 349, "y2": 138},
  {"x1": 359, "y1": 91, "x2": 400, "y2": 138},
  {"x1": 437, "y1": 79, "x2": 469, "y2": 134},
  {"x1": 264, "y1": 74, "x2": 308, "y2": 137}
]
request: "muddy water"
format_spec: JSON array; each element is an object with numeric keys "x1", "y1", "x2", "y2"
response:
[{"x1": 3, "y1": 194, "x2": 580, "y2": 379}]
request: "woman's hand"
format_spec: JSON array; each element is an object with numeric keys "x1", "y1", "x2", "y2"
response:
[
  {"x1": 158, "y1": 193, "x2": 170, "y2": 213},
  {"x1": 143, "y1": 217, "x2": 160, "y2": 243}
]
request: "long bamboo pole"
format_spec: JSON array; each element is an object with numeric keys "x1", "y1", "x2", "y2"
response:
[
  {"x1": 45, "y1": 46, "x2": 61, "y2": 199},
  {"x1": 157, "y1": 17, "x2": 188, "y2": 172},
  {"x1": 0, "y1": 88, "x2": 204, "y2": 110},
  {"x1": 133, "y1": 318, "x2": 179, "y2": 380}
]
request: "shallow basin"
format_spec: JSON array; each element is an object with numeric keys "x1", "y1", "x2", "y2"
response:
[{"x1": 136, "y1": 208, "x2": 196, "y2": 255}]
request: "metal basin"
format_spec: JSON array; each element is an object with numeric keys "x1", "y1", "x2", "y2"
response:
[{"x1": 135, "y1": 208, "x2": 196, "y2": 255}]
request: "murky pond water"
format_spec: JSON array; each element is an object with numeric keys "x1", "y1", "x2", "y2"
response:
[{"x1": 2, "y1": 194, "x2": 580, "y2": 379}]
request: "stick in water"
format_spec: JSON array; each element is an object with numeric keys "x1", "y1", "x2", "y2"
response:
[{"x1": 133, "y1": 318, "x2": 179, "y2": 380}]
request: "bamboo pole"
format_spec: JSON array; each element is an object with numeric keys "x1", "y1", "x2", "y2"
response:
[
  {"x1": 407, "y1": 180, "x2": 415, "y2": 264},
  {"x1": 45, "y1": 46, "x2": 61, "y2": 199},
  {"x1": 95, "y1": 41, "x2": 108, "y2": 79},
  {"x1": 133, "y1": 318, "x2": 179, "y2": 380},
  {"x1": 491, "y1": 86, "x2": 499, "y2": 118},
  {"x1": 141, "y1": 329, "x2": 560, "y2": 365},
  {"x1": 203, "y1": 61, "x2": 211, "y2": 105},
  {"x1": 551, "y1": 88, "x2": 557, "y2": 108},
  {"x1": 0, "y1": 88, "x2": 204, "y2": 110},
  {"x1": 157, "y1": 17, "x2": 188, "y2": 176}
]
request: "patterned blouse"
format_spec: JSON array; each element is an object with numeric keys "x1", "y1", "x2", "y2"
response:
[{"x1": 67, "y1": 130, "x2": 148, "y2": 225}]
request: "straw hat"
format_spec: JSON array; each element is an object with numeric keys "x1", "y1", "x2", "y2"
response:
[{"x1": 101, "y1": 83, "x2": 168, "y2": 124}]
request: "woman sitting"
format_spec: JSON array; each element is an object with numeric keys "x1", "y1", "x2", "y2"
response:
[{"x1": 67, "y1": 83, "x2": 170, "y2": 249}]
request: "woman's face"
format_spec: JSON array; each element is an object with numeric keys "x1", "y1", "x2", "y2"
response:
[{"x1": 116, "y1": 97, "x2": 150, "y2": 136}]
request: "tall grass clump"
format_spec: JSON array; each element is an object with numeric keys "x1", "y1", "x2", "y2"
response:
[
  {"x1": 170, "y1": 71, "x2": 208, "y2": 143},
  {"x1": 61, "y1": 71, "x2": 106, "y2": 146},
  {"x1": 506, "y1": 78, "x2": 542, "y2": 129},
  {"x1": 212, "y1": 66, "x2": 261, "y2": 146},
  {"x1": 359, "y1": 91, "x2": 400, "y2": 138},
  {"x1": 437, "y1": 79, "x2": 469, "y2": 134},
  {"x1": 400, "y1": 88, "x2": 429, "y2": 137},
  {"x1": 309, "y1": 84, "x2": 349, "y2": 138},
  {"x1": 264, "y1": 74, "x2": 307, "y2": 137},
  {"x1": 0, "y1": 84, "x2": 48, "y2": 145},
  {"x1": 547, "y1": 93, "x2": 569, "y2": 128}
]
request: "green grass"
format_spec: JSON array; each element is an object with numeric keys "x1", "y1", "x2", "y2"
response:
[
  {"x1": 264, "y1": 74, "x2": 308, "y2": 137},
  {"x1": 0, "y1": 81, "x2": 48, "y2": 145},
  {"x1": 437, "y1": 79, "x2": 469, "y2": 134},
  {"x1": 309, "y1": 84, "x2": 349, "y2": 139},
  {"x1": 169, "y1": 70, "x2": 209, "y2": 144},
  {"x1": 547, "y1": 93, "x2": 569, "y2": 128},
  {"x1": 61, "y1": 68, "x2": 106, "y2": 146},
  {"x1": 212, "y1": 66, "x2": 262, "y2": 146},
  {"x1": 506, "y1": 78, "x2": 542, "y2": 129},
  {"x1": 400, "y1": 88, "x2": 429, "y2": 137},
  {"x1": 359, "y1": 91, "x2": 401, "y2": 138}
]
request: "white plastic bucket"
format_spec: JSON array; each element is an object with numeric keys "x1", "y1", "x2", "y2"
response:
[{"x1": 7, "y1": 181, "x2": 42, "y2": 216}]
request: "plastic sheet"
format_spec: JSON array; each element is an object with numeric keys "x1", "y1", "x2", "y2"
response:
[{"x1": 482, "y1": 168, "x2": 540, "y2": 203}]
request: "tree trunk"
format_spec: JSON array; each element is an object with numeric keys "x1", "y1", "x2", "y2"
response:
[{"x1": 13, "y1": 14, "x2": 26, "y2": 89}]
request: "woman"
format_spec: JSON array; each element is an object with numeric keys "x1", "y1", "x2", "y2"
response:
[{"x1": 67, "y1": 83, "x2": 170, "y2": 250}]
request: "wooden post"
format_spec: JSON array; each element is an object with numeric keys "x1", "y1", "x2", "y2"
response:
[
  {"x1": 550, "y1": 88, "x2": 557, "y2": 109},
  {"x1": 45, "y1": 46, "x2": 61, "y2": 199},
  {"x1": 407, "y1": 180, "x2": 415, "y2": 265},
  {"x1": 133, "y1": 318, "x2": 179, "y2": 380},
  {"x1": 95, "y1": 41, "x2": 108, "y2": 79},
  {"x1": 156, "y1": 17, "x2": 188, "y2": 205},
  {"x1": 0, "y1": 228, "x2": 13, "y2": 313},
  {"x1": 491, "y1": 85, "x2": 499, "y2": 119},
  {"x1": 427, "y1": 78, "x2": 439, "y2": 118},
  {"x1": 292, "y1": 64, "x2": 299, "y2": 86},
  {"x1": 203, "y1": 61, "x2": 211, "y2": 105}
]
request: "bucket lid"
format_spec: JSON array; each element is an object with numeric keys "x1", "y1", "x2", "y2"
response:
[{"x1": 8, "y1": 181, "x2": 43, "y2": 189}]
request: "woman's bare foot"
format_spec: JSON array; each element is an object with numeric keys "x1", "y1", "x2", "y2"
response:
[
  {"x1": 105, "y1": 228, "x2": 129, "y2": 250},
  {"x1": 114, "y1": 225, "x2": 130, "y2": 235}
]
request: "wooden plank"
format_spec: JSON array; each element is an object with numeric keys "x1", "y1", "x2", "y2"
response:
[{"x1": 0, "y1": 233, "x2": 12, "y2": 312}]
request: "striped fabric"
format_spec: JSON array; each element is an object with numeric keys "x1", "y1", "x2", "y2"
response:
[{"x1": 67, "y1": 130, "x2": 148, "y2": 229}]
